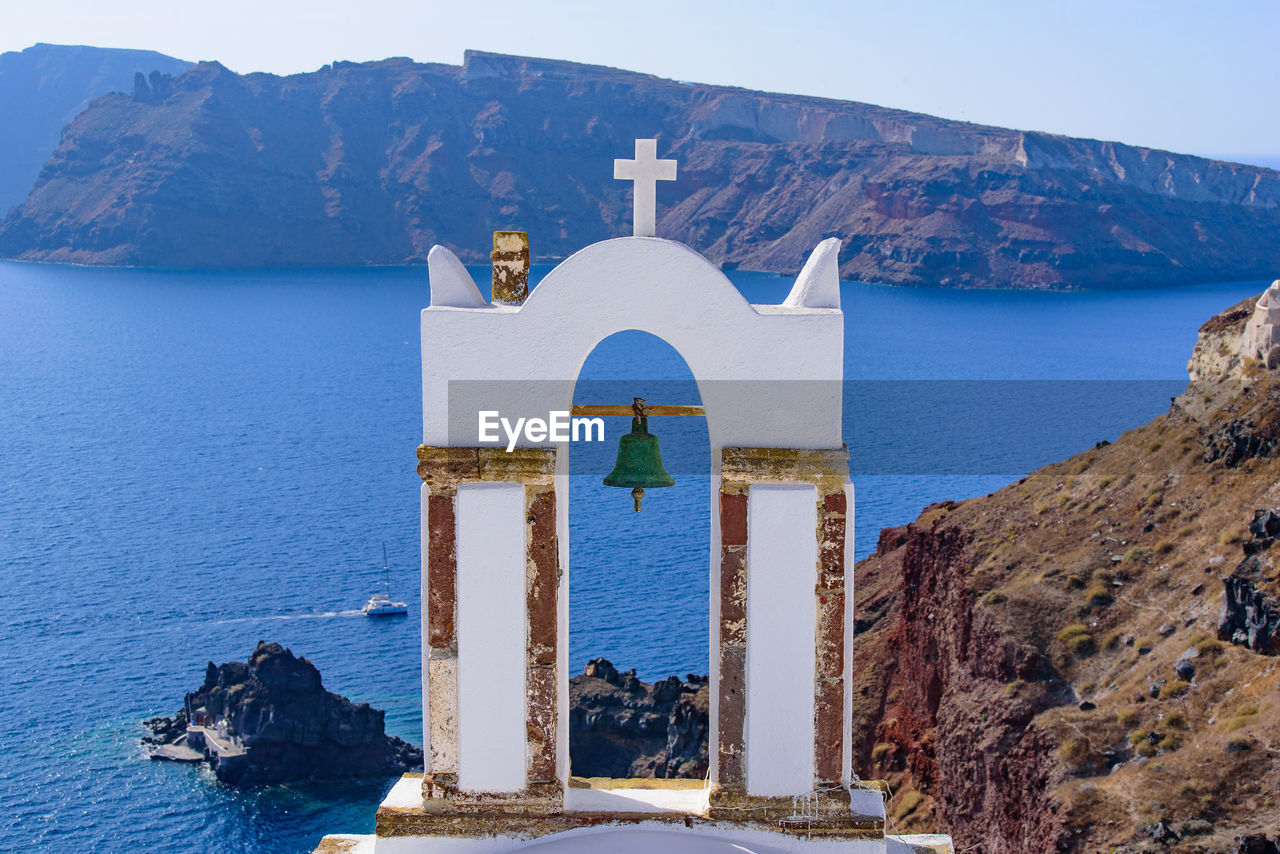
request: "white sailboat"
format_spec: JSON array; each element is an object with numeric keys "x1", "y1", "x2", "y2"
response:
[{"x1": 362, "y1": 543, "x2": 408, "y2": 616}]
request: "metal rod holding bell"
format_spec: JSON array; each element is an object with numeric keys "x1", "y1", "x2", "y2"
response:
[{"x1": 600, "y1": 397, "x2": 676, "y2": 511}]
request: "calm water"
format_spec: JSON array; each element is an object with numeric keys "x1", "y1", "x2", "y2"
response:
[{"x1": 0, "y1": 259, "x2": 1264, "y2": 853}]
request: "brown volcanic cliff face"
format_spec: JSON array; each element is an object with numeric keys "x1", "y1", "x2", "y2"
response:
[
  {"x1": 2, "y1": 50, "x2": 1279, "y2": 288},
  {"x1": 853, "y1": 299, "x2": 1280, "y2": 851}
]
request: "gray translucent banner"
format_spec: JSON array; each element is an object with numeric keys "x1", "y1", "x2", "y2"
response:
[{"x1": 441, "y1": 379, "x2": 1191, "y2": 476}]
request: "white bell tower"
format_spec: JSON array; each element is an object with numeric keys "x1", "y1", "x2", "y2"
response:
[{"x1": 313, "y1": 139, "x2": 953, "y2": 854}]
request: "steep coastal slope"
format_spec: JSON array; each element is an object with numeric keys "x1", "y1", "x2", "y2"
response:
[
  {"x1": 852, "y1": 296, "x2": 1280, "y2": 851},
  {"x1": 2, "y1": 50, "x2": 1278, "y2": 288},
  {"x1": 0, "y1": 43, "x2": 190, "y2": 213}
]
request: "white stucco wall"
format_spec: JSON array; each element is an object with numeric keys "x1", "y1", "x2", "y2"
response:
[
  {"x1": 744, "y1": 484, "x2": 818, "y2": 796},
  {"x1": 456, "y1": 483, "x2": 527, "y2": 793}
]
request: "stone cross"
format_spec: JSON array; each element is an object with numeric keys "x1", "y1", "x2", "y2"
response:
[{"x1": 613, "y1": 138, "x2": 677, "y2": 238}]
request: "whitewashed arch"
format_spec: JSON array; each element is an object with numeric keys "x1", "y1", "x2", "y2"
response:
[{"x1": 422, "y1": 236, "x2": 844, "y2": 450}]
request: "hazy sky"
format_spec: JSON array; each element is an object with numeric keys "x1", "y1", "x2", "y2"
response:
[{"x1": 4, "y1": 0, "x2": 1277, "y2": 161}]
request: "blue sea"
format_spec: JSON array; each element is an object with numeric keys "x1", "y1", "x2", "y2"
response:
[{"x1": 0, "y1": 259, "x2": 1265, "y2": 853}]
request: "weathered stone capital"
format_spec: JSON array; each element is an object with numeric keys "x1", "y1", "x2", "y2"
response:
[
  {"x1": 417, "y1": 445, "x2": 556, "y2": 488},
  {"x1": 707, "y1": 783, "x2": 884, "y2": 830},
  {"x1": 720, "y1": 445, "x2": 849, "y2": 490}
]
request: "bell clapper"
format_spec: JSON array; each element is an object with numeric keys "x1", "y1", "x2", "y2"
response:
[{"x1": 631, "y1": 487, "x2": 644, "y2": 512}]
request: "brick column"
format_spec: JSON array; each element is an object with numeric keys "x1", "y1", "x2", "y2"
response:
[
  {"x1": 416, "y1": 446, "x2": 561, "y2": 812},
  {"x1": 416, "y1": 448, "x2": 480, "y2": 800},
  {"x1": 716, "y1": 485, "x2": 749, "y2": 789},
  {"x1": 815, "y1": 488, "x2": 847, "y2": 786},
  {"x1": 711, "y1": 447, "x2": 854, "y2": 819},
  {"x1": 525, "y1": 484, "x2": 560, "y2": 802}
]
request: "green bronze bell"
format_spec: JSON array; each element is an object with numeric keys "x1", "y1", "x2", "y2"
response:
[{"x1": 603, "y1": 399, "x2": 674, "y2": 512}]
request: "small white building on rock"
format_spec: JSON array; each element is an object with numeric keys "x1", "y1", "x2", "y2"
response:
[
  {"x1": 313, "y1": 140, "x2": 953, "y2": 854},
  {"x1": 1240, "y1": 279, "x2": 1280, "y2": 366}
]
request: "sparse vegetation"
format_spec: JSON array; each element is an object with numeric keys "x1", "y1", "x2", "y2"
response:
[
  {"x1": 1220, "y1": 526, "x2": 1248, "y2": 546},
  {"x1": 893, "y1": 789, "x2": 924, "y2": 821},
  {"x1": 1182, "y1": 819, "x2": 1212, "y2": 836},
  {"x1": 1122, "y1": 547, "x2": 1151, "y2": 564},
  {"x1": 1086, "y1": 576, "x2": 1114, "y2": 607},
  {"x1": 1058, "y1": 736, "x2": 1090, "y2": 766},
  {"x1": 1194, "y1": 637, "x2": 1224, "y2": 656},
  {"x1": 1158, "y1": 680, "x2": 1191, "y2": 700},
  {"x1": 1226, "y1": 704, "x2": 1261, "y2": 732},
  {"x1": 982, "y1": 590, "x2": 1007, "y2": 605},
  {"x1": 1057, "y1": 624, "x2": 1095, "y2": 657}
]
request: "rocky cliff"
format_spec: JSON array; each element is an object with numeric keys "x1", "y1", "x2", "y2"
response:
[
  {"x1": 2, "y1": 49, "x2": 1278, "y2": 288},
  {"x1": 852, "y1": 297, "x2": 1280, "y2": 851},
  {"x1": 145, "y1": 641, "x2": 422, "y2": 785},
  {"x1": 0, "y1": 43, "x2": 190, "y2": 214},
  {"x1": 569, "y1": 658, "x2": 709, "y2": 779}
]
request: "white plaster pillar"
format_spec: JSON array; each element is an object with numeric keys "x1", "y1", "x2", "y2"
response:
[
  {"x1": 456, "y1": 482, "x2": 528, "y2": 792},
  {"x1": 745, "y1": 484, "x2": 818, "y2": 795}
]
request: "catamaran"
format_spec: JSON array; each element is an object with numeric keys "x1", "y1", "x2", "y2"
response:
[{"x1": 362, "y1": 544, "x2": 408, "y2": 616}]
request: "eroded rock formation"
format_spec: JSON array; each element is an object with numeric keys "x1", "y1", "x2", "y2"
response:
[
  {"x1": 144, "y1": 641, "x2": 422, "y2": 785},
  {"x1": 569, "y1": 658, "x2": 709, "y2": 779}
]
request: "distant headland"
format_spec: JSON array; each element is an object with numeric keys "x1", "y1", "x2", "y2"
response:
[{"x1": 2, "y1": 46, "x2": 1279, "y2": 288}]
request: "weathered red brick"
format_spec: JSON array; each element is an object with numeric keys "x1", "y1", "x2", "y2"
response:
[
  {"x1": 815, "y1": 590, "x2": 845, "y2": 679},
  {"x1": 526, "y1": 665, "x2": 558, "y2": 782},
  {"x1": 813, "y1": 677, "x2": 844, "y2": 784},
  {"x1": 819, "y1": 512, "x2": 846, "y2": 589},
  {"x1": 719, "y1": 548, "x2": 747, "y2": 645},
  {"x1": 527, "y1": 489, "x2": 558, "y2": 667},
  {"x1": 718, "y1": 645, "x2": 746, "y2": 784},
  {"x1": 427, "y1": 493, "x2": 457, "y2": 647},
  {"x1": 720, "y1": 491, "x2": 748, "y2": 546},
  {"x1": 823, "y1": 491, "x2": 846, "y2": 514}
]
